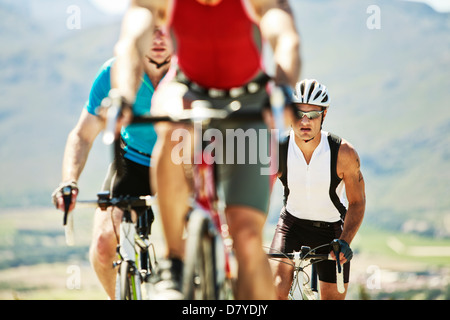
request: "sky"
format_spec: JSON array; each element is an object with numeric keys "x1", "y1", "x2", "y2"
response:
[
  {"x1": 404, "y1": 0, "x2": 450, "y2": 11},
  {"x1": 90, "y1": 0, "x2": 130, "y2": 15},
  {"x1": 89, "y1": 0, "x2": 450, "y2": 15}
]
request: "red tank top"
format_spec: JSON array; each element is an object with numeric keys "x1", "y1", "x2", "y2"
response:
[{"x1": 169, "y1": 0, "x2": 263, "y2": 89}]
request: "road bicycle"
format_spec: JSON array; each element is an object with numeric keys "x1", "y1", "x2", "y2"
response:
[
  {"x1": 61, "y1": 177, "x2": 158, "y2": 299},
  {"x1": 267, "y1": 241, "x2": 346, "y2": 300}
]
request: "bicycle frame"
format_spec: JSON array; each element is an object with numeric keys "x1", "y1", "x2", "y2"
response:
[{"x1": 183, "y1": 122, "x2": 235, "y2": 300}]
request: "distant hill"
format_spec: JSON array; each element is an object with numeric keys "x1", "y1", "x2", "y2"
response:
[
  {"x1": 1, "y1": 0, "x2": 449, "y2": 236},
  {"x1": 0, "y1": 0, "x2": 120, "y2": 206}
]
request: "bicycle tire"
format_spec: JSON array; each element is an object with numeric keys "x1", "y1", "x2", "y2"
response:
[
  {"x1": 119, "y1": 261, "x2": 142, "y2": 300},
  {"x1": 183, "y1": 209, "x2": 217, "y2": 300}
]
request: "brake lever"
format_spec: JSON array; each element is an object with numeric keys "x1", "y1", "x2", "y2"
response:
[
  {"x1": 62, "y1": 186, "x2": 75, "y2": 246},
  {"x1": 331, "y1": 239, "x2": 345, "y2": 294},
  {"x1": 62, "y1": 186, "x2": 72, "y2": 226},
  {"x1": 331, "y1": 239, "x2": 342, "y2": 272}
]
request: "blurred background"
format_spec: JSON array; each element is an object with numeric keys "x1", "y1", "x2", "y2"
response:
[{"x1": 0, "y1": 0, "x2": 449, "y2": 299}]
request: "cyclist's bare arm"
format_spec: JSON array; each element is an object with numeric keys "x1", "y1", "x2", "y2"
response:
[
  {"x1": 112, "y1": 0, "x2": 168, "y2": 105},
  {"x1": 56, "y1": 109, "x2": 105, "y2": 211},
  {"x1": 335, "y1": 139, "x2": 366, "y2": 262},
  {"x1": 254, "y1": 0, "x2": 301, "y2": 86}
]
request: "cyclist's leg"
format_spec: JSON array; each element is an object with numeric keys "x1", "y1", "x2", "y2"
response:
[
  {"x1": 314, "y1": 222, "x2": 350, "y2": 300},
  {"x1": 150, "y1": 81, "x2": 192, "y2": 297},
  {"x1": 268, "y1": 211, "x2": 299, "y2": 299},
  {"x1": 219, "y1": 117, "x2": 274, "y2": 299},
  {"x1": 152, "y1": 122, "x2": 191, "y2": 259},
  {"x1": 90, "y1": 206, "x2": 122, "y2": 300},
  {"x1": 226, "y1": 205, "x2": 275, "y2": 300},
  {"x1": 270, "y1": 258, "x2": 294, "y2": 300},
  {"x1": 88, "y1": 163, "x2": 120, "y2": 299},
  {"x1": 269, "y1": 210, "x2": 309, "y2": 299},
  {"x1": 319, "y1": 281, "x2": 348, "y2": 300}
]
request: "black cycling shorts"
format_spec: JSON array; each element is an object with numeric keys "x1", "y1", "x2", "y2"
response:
[
  {"x1": 269, "y1": 209, "x2": 350, "y2": 284},
  {"x1": 101, "y1": 147, "x2": 152, "y2": 198}
]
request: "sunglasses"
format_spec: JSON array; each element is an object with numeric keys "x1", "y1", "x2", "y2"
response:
[{"x1": 294, "y1": 109, "x2": 324, "y2": 120}]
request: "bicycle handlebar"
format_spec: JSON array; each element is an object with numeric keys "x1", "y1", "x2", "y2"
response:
[
  {"x1": 76, "y1": 192, "x2": 156, "y2": 210},
  {"x1": 130, "y1": 100, "x2": 264, "y2": 126},
  {"x1": 267, "y1": 244, "x2": 346, "y2": 294},
  {"x1": 100, "y1": 83, "x2": 290, "y2": 147},
  {"x1": 267, "y1": 252, "x2": 331, "y2": 261},
  {"x1": 62, "y1": 191, "x2": 156, "y2": 246}
]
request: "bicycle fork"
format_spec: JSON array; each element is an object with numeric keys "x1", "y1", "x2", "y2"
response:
[{"x1": 290, "y1": 251, "x2": 320, "y2": 300}]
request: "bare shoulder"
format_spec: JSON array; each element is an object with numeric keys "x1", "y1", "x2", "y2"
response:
[
  {"x1": 339, "y1": 138, "x2": 359, "y2": 163},
  {"x1": 336, "y1": 138, "x2": 362, "y2": 180}
]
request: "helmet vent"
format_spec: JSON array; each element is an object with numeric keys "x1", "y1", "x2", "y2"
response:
[
  {"x1": 313, "y1": 90, "x2": 322, "y2": 100},
  {"x1": 307, "y1": 84, "x2": 315, "y2": 101}
]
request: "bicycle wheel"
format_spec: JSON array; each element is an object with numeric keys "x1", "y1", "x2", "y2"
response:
[
  {"x1": 119, "y1": 261, "x2": 142, "y2": 300},
  {"x1": 183, "y1": 209, "x2": 217, "y2": 300}
]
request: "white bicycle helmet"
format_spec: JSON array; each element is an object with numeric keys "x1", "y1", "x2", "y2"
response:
[{"x1": 292, "y1": 79, "x2": 330, "y2": 108}]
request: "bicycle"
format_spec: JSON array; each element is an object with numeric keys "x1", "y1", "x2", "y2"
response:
[
  {"x1": 96, "y1": 85, "x2": 288, "y2": 300},
  {"x1": 61, "y1": 182, "x2": 158, "y2": 300},
  {"x1": 267, "y1": 241, "x2": 346, "y2": 300}
]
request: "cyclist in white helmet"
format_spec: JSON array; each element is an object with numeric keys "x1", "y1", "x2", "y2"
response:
[{"x1": 269, "y1": 79, "x2": 366, "y2": 300}]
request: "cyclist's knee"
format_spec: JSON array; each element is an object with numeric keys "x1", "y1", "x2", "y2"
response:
[
  {"x1": 227, "y1": 206, "x2": 265, "y2": 239},
  {"x1": 272, "y1": 262, "x2": 293, "y2": 300},
  {"x1": 91, "y1": 229, "x2": 117, "y2": 266},
  {"x1": 229, "y1": 219, "x2": 263, "y2": 262},
  {"x1": 235, "y1": 234, "x2": 261, "y2": 260}
]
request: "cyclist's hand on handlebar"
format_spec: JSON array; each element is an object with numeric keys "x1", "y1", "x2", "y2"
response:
[
  {"x1": 117, "y1": 99, "x2": 133, "y2": 132},
  {"x1": 329, "y1": 239, "x2": 353, "y2": 264},
  {"x1": 52, "y1": 181, "x2": 79, "y2": 213},
  {"x1": 269, "y1": 84, "x2": 294, "y2": 141},
  {"x1": 99, "y1": 89, "x2": 134, "y2": 144}
]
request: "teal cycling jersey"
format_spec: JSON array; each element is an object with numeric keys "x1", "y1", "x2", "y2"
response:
[{"x1": 85, "y1": 58, "x2": 158, "y2": 167}]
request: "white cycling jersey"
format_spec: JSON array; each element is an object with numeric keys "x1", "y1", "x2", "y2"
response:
[{"x1": 285, "y1": 130, "x2": 346, "y2": 223}]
